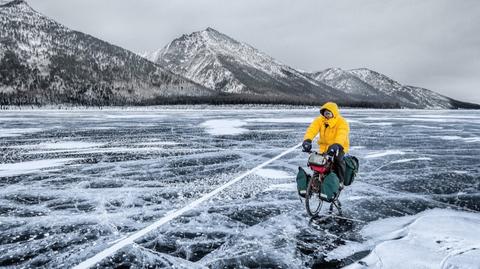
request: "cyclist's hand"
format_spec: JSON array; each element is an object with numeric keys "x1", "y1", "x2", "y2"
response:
[
  {"x1": 327, "y1": 143, "x2": 343, "y2": 156},
  {"x1": 302, "y1": 139, "x2": 312, "y2": 152}
]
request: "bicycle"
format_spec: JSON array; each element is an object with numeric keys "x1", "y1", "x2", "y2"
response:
[{"x1": 304, "y1": 151, "x2": 343, "y2": 217}]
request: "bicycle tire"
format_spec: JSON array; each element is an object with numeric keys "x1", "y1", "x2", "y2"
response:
[{"x1": 305, "y1": 176, "x2": 323, "y2": 217}]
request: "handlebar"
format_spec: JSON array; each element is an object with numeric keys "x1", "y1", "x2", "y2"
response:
[{"x1": 304, "y1": 150, "x2": 334, "y2": 162}]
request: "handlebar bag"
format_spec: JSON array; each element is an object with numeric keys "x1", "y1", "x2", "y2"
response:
[{"x1": 308, "y1": 153, "x2": 326, "y2": 166}]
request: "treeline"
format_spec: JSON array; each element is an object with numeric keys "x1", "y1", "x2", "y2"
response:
[
  {"x1": 449, "y1": 99, "x2": 480, "y2": 109},
  {"x1": 0, "y1": 48, "x2": 401, "y2": 108},
  {"x1": 0, "y1": 91, "x2": 402, "y2": 108}
]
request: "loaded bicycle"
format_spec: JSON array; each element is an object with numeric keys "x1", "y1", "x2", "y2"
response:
[{"x1": 296, "y1": 151, "x2": 358, "y2": 218}]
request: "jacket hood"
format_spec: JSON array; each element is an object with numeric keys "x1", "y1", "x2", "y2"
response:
[{"x1": 320, "y1": 102, "x2": 341, "y2": 118}]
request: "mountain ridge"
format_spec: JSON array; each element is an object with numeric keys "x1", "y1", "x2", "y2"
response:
[
  {"x1": 146, "y1": 27, "x2": 479, "y2": 109},
  {"x1": 0, "y1": 2, "x2": 478, "y2": 108},
  {"x1": 0, "y1": 0, "x2": 213, "y2": 106},
  {"x1": 146, "y1": 27, "x2": 360, "y2": 106}
]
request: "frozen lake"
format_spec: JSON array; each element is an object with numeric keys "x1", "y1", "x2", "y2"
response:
[{"x1": 1, "y1": 108, "x2": 479, "y2": 268}]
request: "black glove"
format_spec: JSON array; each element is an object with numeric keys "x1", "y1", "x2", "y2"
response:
[
  {"x1": 327, "y1": 143, "x2": 343, "y2": 156},
  {"x1": 302, "y1": 139, "x2": 312, "y2": 152}
]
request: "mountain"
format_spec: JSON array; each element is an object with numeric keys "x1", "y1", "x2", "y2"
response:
[
  {"x1": 147, "y1": 28, "x2": 479, "y2": 108},
  {"x1": 347, "y1": 68, "x2": 478, "y2": 109},
  {"x1": 0, "y1": 0, "x2": 212, "y2": 106},
  {"x1": 308, "y1": 67, "x2": 480, "y2": 109},
  {"x1": 308, "y1": 68, "x2": 397, "y2": 103},
  {"x1": 1, "y1": 1, "x2": 477, "y2": 109},
  {"x1": 146, "y1": 27, "x2": 355, "y2": 106}
]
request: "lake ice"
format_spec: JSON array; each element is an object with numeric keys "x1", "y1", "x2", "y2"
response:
[{"x1": 0, "y1": 108, "x2": 479, "y2": 268}]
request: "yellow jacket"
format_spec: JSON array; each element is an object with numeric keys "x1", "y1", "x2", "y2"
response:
[{"x1": 303, "y1": 102, "x2": 350, "y2": 153}]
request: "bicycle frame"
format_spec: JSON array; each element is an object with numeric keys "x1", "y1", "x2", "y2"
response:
[{"x1": 304, "y1": 151, "x2": 342, "y2": 217}]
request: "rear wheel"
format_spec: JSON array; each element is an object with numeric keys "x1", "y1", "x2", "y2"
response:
[{"x1": 305, "y1": 176, "x2": 323, "y2": 217}]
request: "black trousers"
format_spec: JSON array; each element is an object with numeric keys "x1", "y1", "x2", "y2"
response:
[{"x1": 333, "y1": 150, "x2": 346, "y2": 184}]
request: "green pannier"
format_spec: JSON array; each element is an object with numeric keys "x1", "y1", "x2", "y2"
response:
[
  {"x1": 320, "y1": 172, "x2": 340, "y2": 202},
  {"x1": 296, "y1": 167, "x2": 310, "y2": 197},
  {"x1": 344, "y1": 155, "x2": 359, "y2": 186}
]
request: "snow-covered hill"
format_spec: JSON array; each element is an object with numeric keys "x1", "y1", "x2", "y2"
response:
[
  {"x1": 348, "y1": 68, "x2": 453, "y2": 108},
  {"x1": 0, "y1": 0, "x2": 212, "y2": 106},
  {"x1": 309, "y1": 67, "x2": 479, "y2": 109},
  {"x1": 307, "y1": 68, "x2": 396, "y2": 103},
  {"x1": 146, "y1": 28, "x2": 349, "y2": 105}
]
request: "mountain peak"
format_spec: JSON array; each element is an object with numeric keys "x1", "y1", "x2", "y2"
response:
[
  {"x1": 192, "y1": 27, "x2": 239, "y2": 46},
  {"x1": 348, "y1": 67, "x2": 375, "y2": 75},
  {"x1": 204, "y1": 27, "x2": 219, "y2": 33},
  {"x1": 0, "y1": 0, "x2": 26, "y2": 8},
  {"x1": 148, "y1": 26, "x2": 336, "y2": 96}
]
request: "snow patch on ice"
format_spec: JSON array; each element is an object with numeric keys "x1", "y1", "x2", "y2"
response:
[
  {"x1": 431, "y1": 135, "x2": 480, "y2": 143},
  {"x1": 246, "y1": 117, "x2": 312, "y2": 124},
  {"x1": 255, "y1": 168, "x2": 291, "y2": 179},
  {"x1": 29, "y1": 141, "x2": 103, "y2": 150},
  {"x1": 29, "y1": 147, "x2": 169, "y2": 155},
  {"x1": 200, "y1": 119, "x2": 248, "y2": 135},
  {"x1": 391, "y1": 157, "x2": 432, "y2": 164},
  {"x1": 350, "y1": 146, "x2": 366, "y2": 150},
  {"x1": 329, "y1": 209, "x2": 480, "y2": 269},
  {"x1": 365, "y1": 150, "x2": 405, "y2": 159},
  {"x1": 365, "y1": 122, "x2": 393, "y2": 126},
  {"x1": 410, "y1": 124, "x2": 442, "y2": 129},
  {"x1": 105, "y1": 114, "x2": 166, "y2": 119},
  {"x1": 264, "y1": 183, "x2": 296, "y2": 192},
  {"x1": 432, "y1": 135, "x2": 463, "y2": 140},
  {"x1": 0, "y1": 128, "x2": 43, "y2": 137},
  {"x1": 133, "y1": 141, "x2": 179, "y2": 146},
  {"x1": 0, "y1": 158, "x2": 79, "y2": 177},
  {"x1": 256, "y1": 128, "x2": 295, "y2": 133},
  {"x1": 464, "y1": 137, "x2": 480, "y2": 143}
]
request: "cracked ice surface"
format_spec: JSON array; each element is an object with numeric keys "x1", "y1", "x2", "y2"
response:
[{"x1": 0, "y1": 108, "x2": 479, "y2": 268}]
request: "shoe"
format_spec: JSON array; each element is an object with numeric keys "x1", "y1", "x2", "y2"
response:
[{"x1": 339, "y1": 182, "x2": 344, "y2": 190}]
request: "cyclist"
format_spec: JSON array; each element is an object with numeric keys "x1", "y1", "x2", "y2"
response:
[{"x1": 302, "y1": 102, "x2": 350, "y2": 188}]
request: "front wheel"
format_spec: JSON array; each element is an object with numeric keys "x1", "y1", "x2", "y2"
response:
[{"x1": 305, "y1": 176, "x2": 323, "y2": 217}]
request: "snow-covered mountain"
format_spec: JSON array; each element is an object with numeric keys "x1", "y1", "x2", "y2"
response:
[
  {"x1": 308, "y1": 67, "x2": 479, "y2": 109},
  {"x1": 308, "y1": 68, "x2": 397, "y2": 104},
  {"x1": 148, "y1": 28, "x2": 479, "y2": 109},
  {"x1": 348, "y1": 68, "x2": 464, "y2": 109},
  {"x1": 0, "y1": 0, "x2": 212, "y2": 106},
  {"x1": 1, "y1": 0, "x2": 477, "y2": 108},
  {"x1": 146, "y1": 28, "x2": 349, "y2": 105}
]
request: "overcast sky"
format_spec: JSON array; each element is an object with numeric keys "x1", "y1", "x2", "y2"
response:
[{"x1": 28, "y1": 0, "x2": 480, "y2": 103}]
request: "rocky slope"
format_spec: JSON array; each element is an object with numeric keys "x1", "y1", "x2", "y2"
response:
[
  {"x1": 1, "y1": 0, "x2": 477, "y2": 108},
  {"x1": 348, "y1": 68, "x2": 473, "y2": 109},
  {"x1": 148, "y1": 28, "x2": 478, "y2": 108},
  {"x1": 0, "y1": 0, "x2": 212, "y2": 106},
  {"x1": 307, "y1": 67, "x2": 479, "y2": 109},
  {"x1": 146, "y1": 28, "x2": 353, "y2": 105}
]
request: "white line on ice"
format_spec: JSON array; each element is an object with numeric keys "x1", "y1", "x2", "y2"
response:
[{"x1": 73, "y1": 142, "x2": 303, "y2": 269}]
